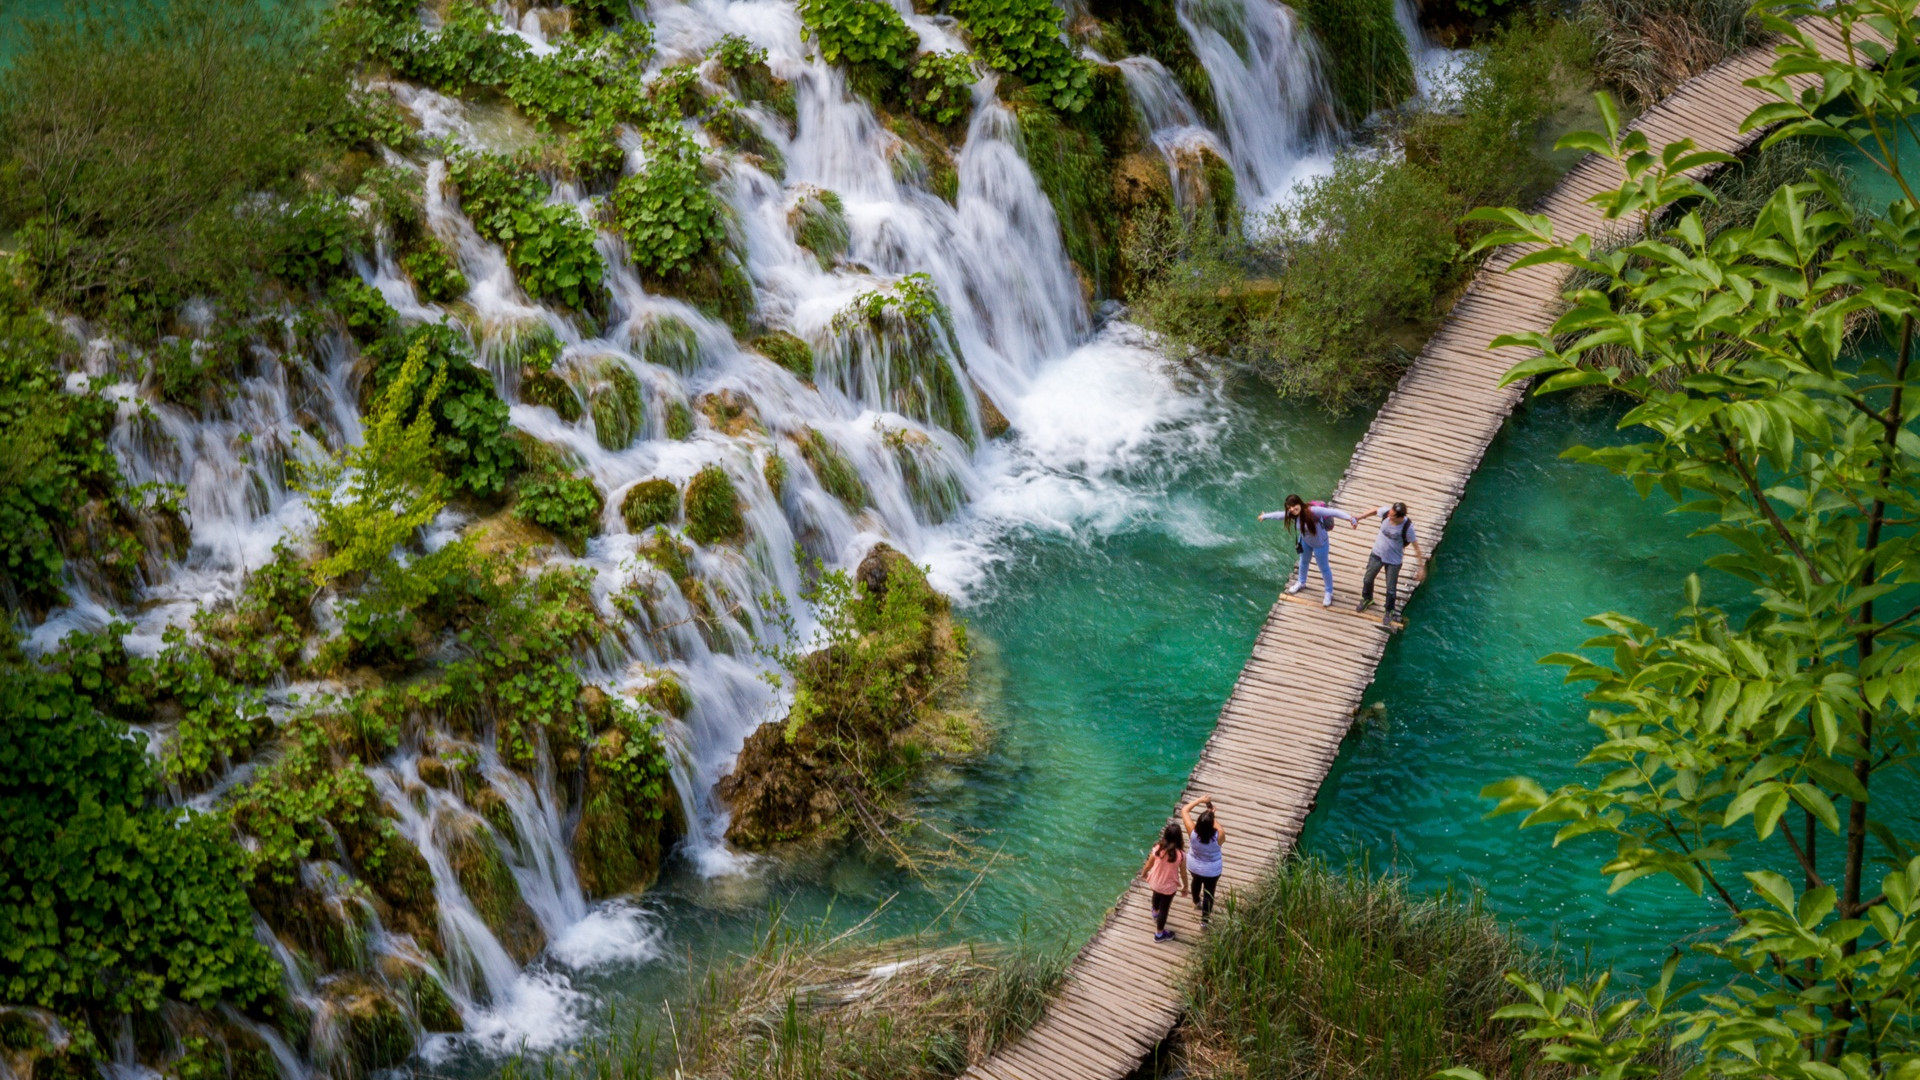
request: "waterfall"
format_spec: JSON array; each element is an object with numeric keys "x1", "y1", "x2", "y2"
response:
[
  {"x1": 1115, "y1": 56, "x2": 1233, "y2": 212},
  {"x1": 1174, "y1": 0, "x2": 1336, "y2": 213}
]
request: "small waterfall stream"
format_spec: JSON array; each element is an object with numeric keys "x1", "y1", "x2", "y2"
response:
[{"x1": 22, "y1": 0, "x2": 1450, "y2": 1066}]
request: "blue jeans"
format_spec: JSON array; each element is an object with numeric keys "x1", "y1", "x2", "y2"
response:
[{"x1": 1295, "y1": 544, "x2": 1332, "y2": 598}]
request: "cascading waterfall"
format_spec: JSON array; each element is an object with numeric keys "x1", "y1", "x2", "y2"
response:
[
  {"x1": 1115, "y1": 56, "x2": 1232, "y2": 211},
  {"x1": 1173, "y1": 0, "x2": 1336, "y2": 213},
  {"x1": 23, "y1": 0, "x2": 1433, "y2": 1066}
]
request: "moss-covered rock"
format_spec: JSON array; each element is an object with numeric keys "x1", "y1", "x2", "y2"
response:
[
  {"x1": 647, "y1": 250, "x2": 756, "y2": 337},
  {"x1": 665, "y1": 397, "x2": 695, "y2": 440},
  {"x1": 621, "y1": 478, "x2": 680, "y2": 532},
  {"x1": 318, "y1": 976, "x2": 412, "y2": 1080},
  {"x1": 971, "y1": 379, "x2": 1011, "y2": 440},
  {"x1": 572, "y1": 723, "x2": 685, "y2": 898},
  {"x1": 522, "y1": 368, "x2": 582, "y2": 422},
  {"x1": 683, "y1": 465, "x2": 745, "y2": 545},
  {"x1": 641, "y1": 672, "x2": 692, "y2": 718},
  {"x1": 797, "y1": 429, "x2": 870, "y2": 511},
  {"x1": 1085, "y1": 0, "x2": 1220, "y2": 129},
  {"x1": 631, "y1": 314, "x2": 701, "y2": 374},
  {"x1": 881, "y1": 112, "x2": 959, "y2": 204},
  {"x1": 375, "y1": 954, "x2": 461, "y2": 1033},
  {"x1": 790, "y1": 188, "x2": 849, "y2": 269},
  {"x1": 441, "y1": 815, "x2": 544, "y2": 966},
  {"x1": 707, "y1": 103, "x2": 786, "y2": 179},
  {"x1": 1291, "y1": 0, "x2": 1414, "y2": 126},
  {"x1": 763, "y1": 449, "x2": 790, "y2": 497},
  {"x1": 585, "y1": 359, "x2": 645, "y2": 450},
  {"x1": 696, "y1": 389, "x2": 761, "y2": 436},
  {"x1": 753, "y1": 331, "x2": 815, "y2": 381}
]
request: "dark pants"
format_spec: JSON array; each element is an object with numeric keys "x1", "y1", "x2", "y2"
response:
[
  {"x1": 1150, "y1": 889, "x2": 1174, "y2": 931},
  {"x1": 1190, "y1": 873, "x2": 1219, "y2": 921},
  {"x1": 1362, "y1": 555, "x2": 1402, "y2": 613}
]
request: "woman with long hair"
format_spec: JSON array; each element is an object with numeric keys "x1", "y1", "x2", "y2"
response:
[
  {"x1": 1139, "y1": 821, "x2": 1187, "y2": 942},
  {"x1": 1181, "y1": 794, "x2": 1225, "y2": 923},
  {"x1": 1258, "y1": 494, "x2": 1358, "y2": 607}
]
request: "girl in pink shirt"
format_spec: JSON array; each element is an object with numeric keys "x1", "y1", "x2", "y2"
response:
[{"x1": 1140, "y1": 822, "x2": 1187, "y2": 942}]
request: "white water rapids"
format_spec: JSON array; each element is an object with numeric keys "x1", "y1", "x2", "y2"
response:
[{"x1": 27, "y1": 0, "x2": 1436, "y2": 1064}]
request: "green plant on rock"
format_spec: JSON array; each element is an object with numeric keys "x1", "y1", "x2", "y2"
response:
[
  {"x1": 763, "y1": 449, "x2": 789, "y2": 497},
  {"x1": 754, "y1": 331, "x2": 815, "y2": 381},
  {"x1": 791, "y1": 188, "x2": 850, "y2": 269},
  {"x1": 523, "y1": 368, "x2": 583, "y2": 422},
  {"x1": 1290, "y1": 0, "x2": 1413, "y2": 125},
  {"x1": 683, "y1": 465, "x2": 745, "y2": 545},
  {"x1": 705, "y1": 102, "x2": 787, "y2": 179},
  {"x1": 949, "y1": 0, "x2": 1091, "y2": 112},
  {"x1": 447, "y1": 152, "x2": 604, "y2": 311},
  {"x1": 794, "y1": 0, "x2": 918, "y2": 71},
  {"x1": 1443, "y1": 8, "x2": 1920, "y2": 1077},
  {"x1": 587, "y1": 360, "x2": 646, "y2": 450},
  {"x1": 634, "y1": 314, "x2": 702, "y2": 373},
  {"x1": 666, "y1": 398, "x2": 696, "y2": 441},
  {"x1": 575, "y1": 701, "x2": 679, "y2": 897},
  {"x1": 0, "y1": 633, "x2": 280, "y2": 1018},
  {"x1": 402, "y1": 239, "x2": 469, "y2": 304},
  {"x1": 798, "y1": 428, "x2": 870, "y2": 510},
  {"x1": 366, "y1": 323, "x2": 521, "y2": 498},
  {"x1": 612, "y1": 140, "x2": 727, "y2": 278},
  {"x1": 514, "y1": 469, "x2": 603, "y2": 552},
  {"x1": 909, "y1": 51, "x2": 978, "y2": 127},
  {"x1": 621, "y1": 478, "x2": 680, "y2": 532},
  {"x1": 328, "y1": 276, "x2": 398, "y2": 343},
  {"x1": 831, "y1": 274, "x2": 972, "y2": 442},
  {"x1": 194, "y1": 539, "x2": 311, "y2": 684}
]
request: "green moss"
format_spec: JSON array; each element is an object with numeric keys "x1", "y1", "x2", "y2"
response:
[
  {"x1": 586, "y1": 360, "x2": 645, "y2": 450},
  {"x1": 642, "y1": 673, "x2": 692, "y2": 717},
  {"x1": 1013, "y1": 92, "x2": 1120, "y2": 295},
  {"x1": 650, "y1": 251, "x2": 756, "y2": 337},
  {"x1": 621, "y1": 478, "x2": 680, "y2": 532},
  {"x1": 753, "y1": 331, "x2": 815, "y2": 381},
  {"x1": 764, "y1": 449, "x2": 790, "y2": 497},
  {"x1": 1200, "y1": 146, "x2": 1239, "y2": 234},
  {"x1": 633, "y1": 314, "x2": 701, "y2": 374},
  {"x1": 666, "y1": 399, "x2": 695, "y2": 441},
  {"x1": 1292, "y1": 0, "x2": 1414, "y2": 124},
  {"x1": 1085, "y1": 0, "x2": 1219, "y2": 128},
  {"x1": 798, "y1": 429, "x2": 869, "y2": 510},
  {"x1": 325, "y1": 977, "x2": 412, "y2": 1080},
  {"x1": 522, "y1": 368, "x2": 582, "y2": 422},
  {"x1": 683, "y1": 465, "x2": 745, "y2": 545},
  {"x1": 791, "y1": 188, "x2": 850, "y2": 269},
  {"x1": 445, "y1": 819, "x2": 544, "y2": 965},
  {"x1": 706, "y1": 103, "x2": 786, "y2": 179}
]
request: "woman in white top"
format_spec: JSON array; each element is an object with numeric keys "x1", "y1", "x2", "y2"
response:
[
  {"x1": 1182, "y1": 793, "x2": 1226, "y2": 923},
  {"x1": 1257, "y1": 494, "x2": 1358, "y2": 607}
]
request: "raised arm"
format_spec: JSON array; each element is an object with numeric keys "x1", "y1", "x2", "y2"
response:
[{"x1": 1181, "y1": 794, "x2": 1208, "y2": 832}]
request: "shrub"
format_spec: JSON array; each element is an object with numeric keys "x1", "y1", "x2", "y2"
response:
[
  {"x1": 795, "y1": 0, "x2": 918, "y2": 70},
  {"x1": 367, "y1": 323, "x2": 521, "y2": 498},
  {"x1": 0, "y1": 0, "x2": 346, "y2": 331},
  {"x1": 909, "y1": 51, "x2": 978, "y2": 127},
  {"x1": 269, "y1": 194, "x2": 363, "y2": 288},
  {"x1": 0, "y1": 284, "x2": 121, "y2": 610},
  {"x1": 713, "y1": 33, "x2": 767, "y2": 72},
  {"x1": 620, "y1": 478, "x2": 679, "y2": 532},
  {"x1": 328, "y1": 275, "x2": 397, "y2": 343},
  {"x1": 611, "y1": 141, "x2": 726, "y2": 277},
  {"x1": 949, "y1": 0, "x2": 1091, "y2": 112},
  {"x1": 0, "y1": 635, "x2": 279, "y2": 1016},
  {"x1": 754, "y1": 331, "x2": 815, "y2": 381},
  {"x1": 683, "y1": 465, "x2": 744, "y2": 544},
  {"x1": 447, "y1": 152, "x2": 604, "y2": 310},
  {"x1": 515, "y1": 471, "x2": 603, "y2": 551}
]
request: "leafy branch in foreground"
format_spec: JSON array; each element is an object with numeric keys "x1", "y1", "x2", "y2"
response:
[{"x1": 1449, "y1": 3, "x2": 1920, "y2": 1077}]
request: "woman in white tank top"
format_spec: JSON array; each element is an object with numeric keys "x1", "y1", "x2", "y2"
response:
[{"x1": 1182, "y1": 794, "x2": 1226, "y2": 923}]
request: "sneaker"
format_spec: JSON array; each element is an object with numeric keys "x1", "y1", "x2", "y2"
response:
[
  {"x1": 1356, "y1": 598, "x2": 1373, "y2": 612},
  {"x1": 1383, "y1": 611, "x2": 1400, "y2": 628},
  {"x1": 1154, "y1": 930, "x2": 1176, "y2": 942},
  {"x1": 1285, "y1": 579, "x2": 1304, "y2": 595},
  {"x1": 1322, "y1": 593, "x2": 1334, "y2": 608}
]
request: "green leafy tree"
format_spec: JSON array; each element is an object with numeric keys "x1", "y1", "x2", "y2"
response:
[{"x1": 1449, "y1": 4, "x2": 1920, "y2": 1076}]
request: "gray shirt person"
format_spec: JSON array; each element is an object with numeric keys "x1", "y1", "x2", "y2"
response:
[{"x1": 1370, "y1": 504, "x2": 1418, "y2": 564}]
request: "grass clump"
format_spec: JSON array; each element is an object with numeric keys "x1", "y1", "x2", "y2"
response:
[
  {"x1": 791, "y1": 188, "x2": 850, "y2": 269},
  {"x1": 620, "y1": 479, "x2": 680, "y2": 532},
  {"x1": 755, "y1": 331, "x2": 816, "y2": 382},
  {"x1": 798, "y1": 429, "x2": 870, "y2": 511},
  {"x1": 683, "y1": 465, "x2": 745, "y2": 545},
  {"x1": 531, "y1": 915, "x2": 1064, "y2": 1080},
  {"x1": 1177, "y1": 859, "x2": 1570, "y2": 1080},
  {"x1": 1291, "y1": 0, "x2": 1415, "y2": 124},
  {"x1": 587, "y1": 360, "x2": 646, "y2": 451}
]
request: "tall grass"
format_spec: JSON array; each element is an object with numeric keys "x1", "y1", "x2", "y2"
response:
[
  {"x1": 1578, "y1": 0, "x2": 1762, "y2": 105},
  {"x1": 511, "y1": 914, "x2": 1066, "y2": 1080},
  {"x1": 1174, "y1": 859, "x2": 1574, "y2": 1080}
]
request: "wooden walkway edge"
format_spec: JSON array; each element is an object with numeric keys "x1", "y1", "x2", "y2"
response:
[{"x1": 965, "y1": 23, "x2": 1859, "y2": 1080}]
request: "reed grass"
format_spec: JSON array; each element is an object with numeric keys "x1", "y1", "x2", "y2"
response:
[
  {"x1": 513, "y1": 914, "x2": 1065, "y2": 1080},
  {"x1": 1172, "y1": 859, "x2": 1576, "y2": 1080}
]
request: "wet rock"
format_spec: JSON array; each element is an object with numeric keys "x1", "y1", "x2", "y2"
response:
[
  {"x1": 318, "y1": 976, "x2": 411, "y2": 1080},
  {"x1": 620, "y1": 478, "x2": 679, "y2": 533},
  {"x1": 441, "y1": 815, "x2": 544, "y2": 966}
]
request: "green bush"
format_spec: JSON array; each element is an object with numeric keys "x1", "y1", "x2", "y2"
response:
[
  {"x1": 0, "y1": 284, "x2": 121, "y2": 610},
  {"x1": 367, "y1": 323, "x2": 521, "y2": 498},
  {"x1": 798, "y1": 429, "x2": 869, "y2": 510},
  {"x1": 620, "y1": 478, "x2": 680, "y2": 532},
  {"x1": 402, "y1": 239, "x2": 469, "y2": 304},
  {"x1": 447, "y1": 152, "x2": 604, "y2": 311},
  {"x1": 909, "y1": 51, "x2": 978, "y2": 127},
  {"x1": 0, "y1": 634, "x2": 279, "y2": 1016},
  {"x1": 712, "y1": 33, "x2": 767, "y2": 72},
  {"x1": 949, "y1": 0, "x2": 1091, "y2": 112},
  {"x1": 683, "y1": 465, "x2": 744, "y2": 544},
  {"x1": 1291, "y1": 0, "x2": 1414, "y2": 124},
  {"x1": 269, "y1": 195, "x2": 363, "y2": 288},
  {"x1": 611, "y1": 141, "x2": 726, "y2": 278},
  {"x1": 0, "y1": 0, "x2": 347, "y2": 331},
  {"x1": 515, "y1": 471, "x2": 603, "y2": 551},
  {"x1": 754, "y1": 331, "x2": 815, "y2": 381},
  {"x1": 328, "y1": 275, "x2": 397, "y2": 343},
  {"x1": 795, "y1": 0, "x2": 918, "y2": 70}
]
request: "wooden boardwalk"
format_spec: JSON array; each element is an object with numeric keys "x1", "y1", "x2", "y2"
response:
[{"x1": 965, "y1": 22, "x2": 1858, "y2": 1080}]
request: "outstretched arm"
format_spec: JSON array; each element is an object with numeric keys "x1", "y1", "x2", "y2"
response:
[{"x1": 1256, "y1": 511, "x2": 1285, "y2": 521}]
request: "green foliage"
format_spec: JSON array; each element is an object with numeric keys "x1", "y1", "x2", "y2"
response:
[
  {"x1": 368, "y1": 323, "x2": 521, "y2": 498},
  {"x1": 794, "y1": 0, "x2": 918, "y2": 70},
  {"x1": 0, "y1": 0, "x2": 348, "y2": 331},
  {"x1": 1446, "y1": 6, "x2": 1920, "y2": 1076},
  {"x1": 798, "y1": 428, "x2": 870, "y2": 510},
  {"x1": 611, "y1": 141, "x2": 726, "y2": 278},
  {"x1": 588, "y1": 360, "x2": 646, "y2": 450},
  {"x1": 269, "y1": 195, "x2": 363, "y2": 289},
  {"x1": 1013, "y1": 96, "x2": 1120, "y2": 292},
  {"x1": 523, "y1": 368, "x2": 583, "y2": 422},
  {"x1": 791, "y1": 188, "x2": 850, "y2": 270},
  {"x1": 402, "y1": 239, "x2": 469, "y2": 304},
  {"x1": 636, "y1": 315, "x2": 701, "y2": 374},
  {"x1": 1290, "y1": 0, "x2": 1414, "y2": 124},
  {"x1": 1084, "y1": 0, "x2": 1217, "y2": 129},
  {"x1": 754, "y1": 331, "x2": 816, "y2": 381},
  {"x1": 515, "y1": 470, "x2": 603, "y2": 552},
  {"x1": 763, "y1": 450, "x2": 789, "y2": 498},
  {"x1": 621, "y1": 478, "x2": 680, "y2": 532},
  {"x1": 447, "y1": 152, "x2": 604, "y2": 310},
  {"x1": 1186, "y1": 860, "x2": 1555, "y2": 1078},
  {"x1": 328, "y1": 276, "x2": 398, "y2": 344},
  {"x1": 0, "y1": 635, "x2": 278, "y2": 1016},
  {"x1": 683, "y1": 465, "x2": 745, "y2": 545},
  {"x1": 0, "y1": 280, "x2": 121, "y2": 610},
  {"x1": 713, "y1": 34, "x2": 767, "y2": 72},
  {"x1": 705, "y1": 101, "x2": 787, "y2": 179},
  {"x1": 666, "y1": 399, "x2": 695, "y2": 441},
  {"x1": 194, "y1": 540, "x2": 311, "y2": 685},
  {"x1": 831, "y1": 275, "x2": 971, "y2": 442},
  {"x1": 909, "y1": 52, "x2": 978, "y2": 127},
  {"x1": 949, "y1": 0, "x2": 1092, "y2": 112}
]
